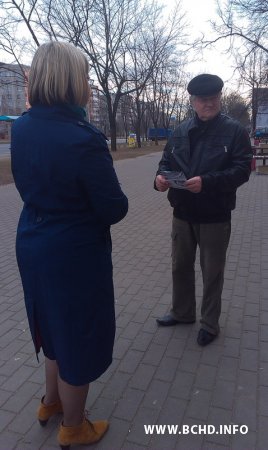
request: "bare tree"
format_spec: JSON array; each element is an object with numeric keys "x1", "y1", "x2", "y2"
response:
[
  {"x1": 146, "y1": 56, "x2": 188, "y2": 144},
  {"x1": 221, "y1": 91, "x2": 250, "y2": 126},
  {"x1": 233, "y1": 47, "x2": 267, "y2": 129},
  {"x1": 131, "y1": 94, "x2": 151, "y2": 147},
  {"x1": 0, "y1": 0, "x2": 188, "y2": 150},
  {"x1": 174, "y1": 78, "x2": 191, "y2": 125},
  {"x1": 197, "y1": 0, "x2": 268, "y2": 130},
  {"x1": 71, "y1": 0, "x2": 187, "y2": 151},
  {"x1": 146, "y1": 64, "x2": 165, "y2": 145},
  {"x1": 0, "y1": 0, "x2": 41, "y2": 56},
  {"x1": 160, "y1": 67, "x2": 189, "y2": 132},
  {"x1": 126, "y1": 95, "x2": 153, "y2": 145},
  {"x1": 208, "y1": 0, "x2": 268, "y2": 59}
]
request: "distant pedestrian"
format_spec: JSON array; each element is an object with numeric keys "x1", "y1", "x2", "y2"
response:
[
  {"x1": 11, "y1": 41, "x2": 128, "y2": 448},
  {"x1": 155, "y1": 73, "x2": 252, "y2": 346}
]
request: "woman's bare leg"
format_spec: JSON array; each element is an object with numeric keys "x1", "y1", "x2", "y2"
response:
[
  {"x1": 43, "y1": 357, "x2": 60, "y2": 404},
  {"x1": 58, "y1": 375, "x2": 89, "y2": 426}
]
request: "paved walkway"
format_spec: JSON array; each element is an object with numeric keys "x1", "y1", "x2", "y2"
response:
[{"x1": 0, "y1": 153, "x2": 268, "y2": 450}]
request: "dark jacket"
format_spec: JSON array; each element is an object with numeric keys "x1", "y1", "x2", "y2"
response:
[
  {"x1": 11, "y1": 104, "x2": 128, "y2": 385},
  {"x1": 156, "y1": 113, "x2": 252, "y2": 223}
]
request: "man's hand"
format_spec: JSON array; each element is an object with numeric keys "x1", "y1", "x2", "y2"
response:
[
  {"x1": 155, "y1": 174, "x2": 170, "y2": 192},
  {"x1": 185, "y1": 176, "x2": 202, "y2": 193}
]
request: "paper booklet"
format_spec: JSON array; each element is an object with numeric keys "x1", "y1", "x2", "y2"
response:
[{"x1": 159, "y1": 170, "x2": 187, "y2": 189}]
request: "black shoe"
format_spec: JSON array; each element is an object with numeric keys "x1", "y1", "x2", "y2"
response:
[
  {"x1": 156, "y1": 314, "x2": 195, "y2": 327},
  {"x1": 197, "y1": 328, "x2": 217, "y2": 346}
]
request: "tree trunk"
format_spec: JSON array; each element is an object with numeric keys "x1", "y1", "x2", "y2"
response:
[
  {"x1": 136, "y1": 122, "x2": 142, "y2": 148},
  {"x1": 106, "y1": 94, "x2": 117, "y2": 152},
  {"x1": 153, "y1": 124, "x2": 159, "y2": 145},
  {"x1": 110, "y1": 123, "x2": 117, "y2": 152},
  {"x1": 135, "y1": 97, "x2": 142, "y2": 148}
]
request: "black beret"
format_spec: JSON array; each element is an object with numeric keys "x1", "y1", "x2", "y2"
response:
[{"x1": 187, "y1": 74, "x2": 224, "y2": 96}]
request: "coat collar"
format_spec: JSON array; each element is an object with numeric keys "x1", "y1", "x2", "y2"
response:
[
  {"x1": 193, "y1": 112, "x2": 222, "y2": 129},
  {"x1": 27, "y1": 104, "x2": 87, "y2": 122}
]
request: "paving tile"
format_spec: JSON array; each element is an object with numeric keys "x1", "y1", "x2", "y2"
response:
[
  {"x1": 175, "y1": 417, "x2": 205, "y2": 450},
  {"x1": 0, "y1": 430, "x2": 20, "y2": 449},
  {"x1": 212, "y1": 379, "x2": 235, "y2": 410},
  {"x1": 100, "y1": 371, "x2": 130, "y2": 400},
  {"x1": 1, "y1": 365, "x2": 35, "y2": 392},
  {"x1": 7, "y1": 398, "x2": 37, "y2": 434},
  {"x1": 178, "y1": 350, "x2": 201, "y2": 373},
  {"x1": 205, "y1": 406, "x2": 233, "y2": 446},
  {"x1": 131, "y1": 331, "x2": 154, "y2": 352},
  {"x1": 0, "y1": 156, "x2": 267, "y2": 450},
  {"x1": 118, "y1": 349, "x2": 143, "y2": 374},
  {"x1": 122, "y1": 443, "x2": 147, "y2": 450},
  {"x1": 257, "y1": 416, "x2": 268, "y2": 450},
  {"x1": 259, "y1": 362, "x2": 268, "y2": 386},
  {"x1": 142, "y1": 343, "x2": 166, "y2": 366},
  {"x1": 259, "y1": 386, "x2": 268, "y2": 416},
  {"x1": 233, "y1": 392, "x2": 257, "y2": 431},
  {"x1": 239, "y1": 348, "x2": 259, "y2": 371},
  {"x1": 128, "y1": 363, "x2": 156, "y2": 391},
  {"x1": 113, "y1": 336, "x2": 132, "y2": 359},
  {"x1": 0, "y1": 409, "x2": 15, "y2": 432},
  {"x1": 230, "y1": 431, "x2": 256, "y2": 450},
  {"x1": 120, "y1": 321, "x2": 143, "y2": 340},
  {"x1": 127, "y1": 406, "x2": 160, "y2": 446},
  {"x1": 148, "y1": 398, "x2": 188, "y2": 450},
  {"x1": 194, "y1": 364, "x2": 218, "y2": 391},
  {"x1": 260, "y1": 341, "x2": 268, "y2": 362},
  {"x1": 155, "y1": 356, "x2": 180, "y2": 386},
  {"x1": 20, "y1": 418, "x2": 59, "y2": 449},
  {"x1": 113, "y1": 387, "x2": 144, "y2": 421},
  {"x1": 223, "y1": 337, "x2": 240, "y2": 358},
  {"x1": 143, "y1": 379, "x2": 170, "y2": 411},
  {"x1": 187, "y1": 389, "x2": 212, "y2": 421},
  {"x1": 2, "y1": 382, "x2": 40, "y2": 413}
]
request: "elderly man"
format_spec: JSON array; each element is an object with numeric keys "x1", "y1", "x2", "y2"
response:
[{"x1": 155, "y1": 73, "x2": 252, "y2": 346}]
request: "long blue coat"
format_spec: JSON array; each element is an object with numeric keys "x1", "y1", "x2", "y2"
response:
[{"x1": 11, "y1": 104, "x2": 128, "y2": 385}]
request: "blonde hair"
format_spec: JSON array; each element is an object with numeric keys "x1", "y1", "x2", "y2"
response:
[{"x1": 28, "y1": 41, "x2": 89, "y2": 107}]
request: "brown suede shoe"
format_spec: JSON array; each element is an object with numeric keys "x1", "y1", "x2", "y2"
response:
[
  {"x1": 57, "y1": 417, "x2": 109, "y2": 449},
  {"x1": 37, "y1": 396, "x2": 63, "y2": 426}
]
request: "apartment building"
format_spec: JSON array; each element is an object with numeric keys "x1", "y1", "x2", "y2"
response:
[
  {"x1": 0, "y1": 63, "x2": 28, "y2": 138},
  {"x1": 0, "y1": 66, "x2": 111, "y2": 139},
  {"x1": 87, "y1": 81, "x2": 110, "y2": 135}
]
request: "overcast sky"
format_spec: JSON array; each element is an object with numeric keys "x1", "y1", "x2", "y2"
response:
[
  {"x1": 175, "y1": 0, "x2": 239, "y2": 90},
  {"x1": 0, "y1": 0, "x2": 240, "y2": 91}
]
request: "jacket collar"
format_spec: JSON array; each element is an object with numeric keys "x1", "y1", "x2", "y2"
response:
[{"x1": 193, "y1": 112, "x2": 222, "y2": 129}]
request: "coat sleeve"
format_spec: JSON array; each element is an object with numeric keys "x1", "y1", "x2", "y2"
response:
[
  {"x1": 79, "y1": 134, "x2": 128, "y2": 225},
  {"x1": 201, "y1": 125, "x2": 253, "y2": 193}
]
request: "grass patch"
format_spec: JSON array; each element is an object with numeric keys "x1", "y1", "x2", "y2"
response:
[
  {"x1": 0, "y1": 141, "x2": 165, "y2": 186},
  {"x1": 0, "y1": 158, "x2": 13, "y2": 186},
  {"x1": 109, "y1": 141, "x2": 165, "y2": 160}
]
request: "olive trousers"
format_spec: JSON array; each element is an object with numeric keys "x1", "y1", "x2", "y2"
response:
[{"x1": 171, "y1": 217, "x2": 231, "y2": 335}]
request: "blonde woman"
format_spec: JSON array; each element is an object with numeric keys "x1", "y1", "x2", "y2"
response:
[{"x1": 11, "y1": 42, "x2": 128, "y2": 449}]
